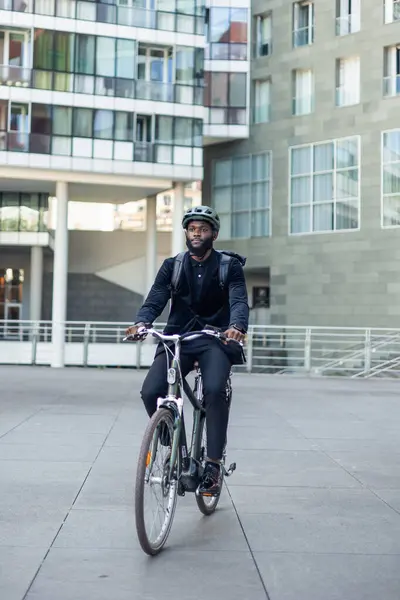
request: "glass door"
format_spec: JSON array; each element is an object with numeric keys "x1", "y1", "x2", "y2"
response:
[
  {"x1": 0, "y1": 268, "x2": 24, "y2": 338},
  {"x1": 8, "y1": 102, "x2": 30, "y2": 151},
  {"x1": 0, "y1": 30, "x2": 30, "y2": 85},
  {"x1": 135, "y1": 114, "x2": 153, "y2": 161}
]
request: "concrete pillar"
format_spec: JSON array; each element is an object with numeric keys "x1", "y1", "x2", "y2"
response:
[
  {"x1": 146, "y1": 195, "x2": 157, "y2": 295},
  {"x1": 172, "y1": 182, "x2": 185, "y2": 256},
  {"x1": 51, "y1": 182, "x2": 69, "y2": 368},
  {"x1": 30, "y1": 246, "x2": 43, "y2": 322}
]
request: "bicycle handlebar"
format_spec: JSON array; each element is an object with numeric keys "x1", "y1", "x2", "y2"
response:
[{"x1": 123, "y1": 327, "x2": 243, "y2": 346}]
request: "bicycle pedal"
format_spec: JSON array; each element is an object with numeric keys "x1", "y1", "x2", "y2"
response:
[{"x1": 223, "y1": 462, "x2": 236, "y2": 477}]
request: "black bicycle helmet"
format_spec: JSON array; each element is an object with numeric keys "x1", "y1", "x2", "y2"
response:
[{"x1": 181, "y1": 205, "x2": 220, "y2": 232}]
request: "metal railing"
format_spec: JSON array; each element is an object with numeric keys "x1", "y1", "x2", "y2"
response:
[
  {"x1": 0, "y1": 132, "x2": 200, "y2": 167},
  {"x1": 1, "y1": 68, "x2": 203, "y2": 106},
  {"x1": 2, "y1": 320, "x2": 400, "y2": 378},
  {"x1": 0, "y1": 0, "x2": 204, "y2": 36},
  {"x1": 0, "y1": 64, "x2": 30, "y2": 86},
  {"x1": 293, "y1": 26, "x2": 314, "y2": 48}
]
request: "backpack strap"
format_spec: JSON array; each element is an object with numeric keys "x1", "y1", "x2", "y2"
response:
[
  {"x1": 218, "y1": 252, "x2": 232, "y2": 290},
  {"x1": 169, "y1": 252, "x2": 186, "y2": 294}
]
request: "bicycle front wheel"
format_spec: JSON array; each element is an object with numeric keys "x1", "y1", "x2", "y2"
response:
[{"x1": 135, "y1": 408, "x2": 178, "y2": 555}]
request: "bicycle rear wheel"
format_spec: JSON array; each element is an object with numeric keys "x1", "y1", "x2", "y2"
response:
[
  {"x1": 195, "y1": 415, "x2": 223, "y2": 516},
  {"x1": 135, "y1": 408, "x2": 178, "y2": 555}
]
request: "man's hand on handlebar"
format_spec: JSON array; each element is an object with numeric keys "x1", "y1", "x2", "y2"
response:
[
  {"x1": 125, "y1": 322, "x2": 148, "y2": 341},
  {"x1": 223, "y1": 327, "x2": 245, "y2": 344}
]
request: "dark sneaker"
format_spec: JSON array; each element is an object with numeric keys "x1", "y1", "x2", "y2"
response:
[{"x1": 197, "y1": 462, "x2": 221, "y2": 497}]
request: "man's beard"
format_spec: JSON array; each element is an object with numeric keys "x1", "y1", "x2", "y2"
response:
[{"x1": 186, "y1": 236, "x2": 213, "y2": 258}]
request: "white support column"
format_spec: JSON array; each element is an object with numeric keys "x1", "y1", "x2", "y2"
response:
[
  {"x1": 172, "y1": 182, "x2": 185, "y2": 256},
  {"x1": 51, "y1": 182, "x2": 69, "y2": 368},
  {"x1": 146, "y1": 195, "x2": 157, "y2": 295},
  {"x1": 30, "y1": 246, "x2": 43, "y2": 322}
]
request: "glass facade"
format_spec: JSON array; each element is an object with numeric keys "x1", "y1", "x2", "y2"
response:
[
  {"x1": 0, "y1": 102, "x2": 202, "y2": 165},
  {"x1": 31, "y1": 30, "x2": 203, "y2": 104},
  {"x1": 212, "y1": 153, "x2": 271, "y2": 239},
  {"x1": 290, "y1": 137, "x2": 360, "y2": 234},
  {"x1": 1, "y1": 0, "x2": 204, "y2": 35},
  {"x1": 0, "y1": 192, "x2": 49, "y2": 232}
]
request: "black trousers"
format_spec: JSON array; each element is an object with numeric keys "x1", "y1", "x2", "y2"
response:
[{"x1": 140, "y1": 339, "x2": 232, "y2": 460}]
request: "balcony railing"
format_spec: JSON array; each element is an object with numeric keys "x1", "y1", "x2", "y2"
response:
[
  {"x1": 0, "y1": 0, "x2": 204, "y2": 35},
  {"x1": 292, "y1": 95, "x2": 314, "y2": 116},
  {"x1": 1, "y1": 69, "x2": 203, "y2": 105},
  {"x1": 335, "y1": 14, "x2": 360, "y2": 35},
  {"x1": 293, "y1": 26, "x2": 314, "y2": 47},
  {"x1": 0, "y1": 132, "x2": 201, "y2": 167},
  {"x1": 0, "y1": 64, "x2": 30, "y2": 86},
  {"x1": 207, "y1": 107, "x2": 247, "y2": 126},
  {"x1": 335, "y1": 86, "x2": 360, "y2": 106},
  {"x1": 383, "y1": 75, "x2": 400, "y2": 97}
]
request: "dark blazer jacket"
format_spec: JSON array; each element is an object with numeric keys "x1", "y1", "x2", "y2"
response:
[{"x1": 135, "y1": 249, "x2": 249, "y2": 363}]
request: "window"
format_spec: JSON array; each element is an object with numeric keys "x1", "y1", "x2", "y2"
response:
[
  {"x1": 174, "y1": 118, "x2": 193, "y2": 146},
  {"x1": 73, "y1": 108, "x2": 93, "y2": 137},
  {"x1": 116, "y1": 39, "x2": 135, "y2": 79},
  {"x1": 96, "y1": 37, "x2": 116, "y2": 77},
  {"x1": 255, "y1": 13, "x2": 272, "y2": 57},
  {"x1": 204, "y1": 72, "x2": 247, "y2": 124},
  {"x1": 155, "y1": 116, "x2": 173, "y2": 143},
  {"x1": 0, "y1": 193, "x2": 48, "y2": 233},
  {"x1": 292, "y1": 69, "x2": 314, "y2": 115},
  {"x1": 93, "y1": 110, "x2": 114, "y2": 139},
  {"x1": 33, "y1": 29, "x2": 54, "y2": 70},
  {"x1": 53, "y1": 107, "x2": 72, "y2": 135},
  {"x1": 75, "y1": 35, "x2": 95, "y2": 75},
  {"x1": 54, "y1": 32, "x2": 75, "y2": 72},
  {"x1": 208, "y1": 7, "x2": 248, "y2": 60},
  {"x1": 385, "y1": 0, "x2": 400, "y2": 24},
  {"x1": 293, "y1": 2, "x2": 314, "y2": 47},
  {"x1": 253, "y1": 80, "x2": 271, "y2": 123},
  {"x1": 289, "y1": 136, "x2": 360, "y2": 234},
  {"x1": 336, "y1": 57, "x2": 360, "y2": 106},
  {"x1": 382, "y1": 130, "x2": 400, "y2": 227},
  {"x1": 115, "y1": 112, "x2": 134, "y2": 141},
  {"x1": 384, "y1": 45, "x2": 400, "y2": 96},
  {"x1": 212, "y1": 152, "x2": 272, "y2": 239},
  {"x1": 336, "y1": 0, "x2": 360, "y2": 35}
]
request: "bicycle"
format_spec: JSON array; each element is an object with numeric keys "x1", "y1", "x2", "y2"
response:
[{"x1": 124, "y1": 326, "x2": 240, "y2": 556}]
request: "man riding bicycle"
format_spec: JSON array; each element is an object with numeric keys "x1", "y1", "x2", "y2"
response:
[{"x1": 126, "y1": 205, "x2": 249, "y2": 496}]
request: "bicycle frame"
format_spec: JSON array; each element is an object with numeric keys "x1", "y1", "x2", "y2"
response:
[{"x1": 125, "y1": 327, "x2": 240, "y2": 485}]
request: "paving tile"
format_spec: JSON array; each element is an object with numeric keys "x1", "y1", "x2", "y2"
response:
[
  {"x1": 255, "y1": 552, "x2": 400, "y2": 600},
  {"x1": 0, "y1": 547, "x2": 47, "y2": 600},
  {"x1": 25, "y1": 547, "x2": 266, "y2": 600},
  {"x1": 226, "y1": 449, "x2": 360, "y2": 488}
]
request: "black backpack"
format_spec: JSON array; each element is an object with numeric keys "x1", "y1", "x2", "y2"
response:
[{"x1": 170, "y1": 250, "x2": 246, "y2": 294}]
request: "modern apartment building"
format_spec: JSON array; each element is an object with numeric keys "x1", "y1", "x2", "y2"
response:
[
  {"x1": 204, "y1": 0, "x2": 400, "y2": 329},
  {"x1": 0, "y1": 0, "x2": 252, "y2": 366}
]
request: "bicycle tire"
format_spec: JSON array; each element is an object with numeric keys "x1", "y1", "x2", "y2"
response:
[
  {"x1": 135, "y1": 408, "x2": 178, "y2": 555},
  {"x1": 195, "y1": 415, "x2": 223, "y2": 516}
]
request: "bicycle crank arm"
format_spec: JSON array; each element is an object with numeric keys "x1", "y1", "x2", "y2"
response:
[{"x1": 222, "y1": 462, "x2": 236, "y2": 477}]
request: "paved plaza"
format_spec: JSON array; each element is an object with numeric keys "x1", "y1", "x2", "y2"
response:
[{"x1": 1, "y1": 366, "x2": 400, "y2": 599}]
